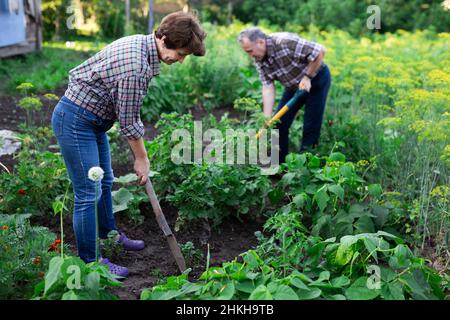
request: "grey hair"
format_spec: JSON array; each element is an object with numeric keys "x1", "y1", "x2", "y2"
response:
[{"x1": 238, "y1": 27, "x2": 267, "y2": 42}]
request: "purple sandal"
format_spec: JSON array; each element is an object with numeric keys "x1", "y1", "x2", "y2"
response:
[
  {"x1": 100, "y1": 258, "x2": 129, "y2": 278},
  {"x1": 118, "y1": 233, "x2": 145, "y2": 251}
]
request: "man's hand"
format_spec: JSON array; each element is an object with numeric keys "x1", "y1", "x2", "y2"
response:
[
  {"x1": 134, "y1": 157, "x2": 150, "y2": 185},
  {"x1": 299, "y1": 76, "x2": 311, "y2": 92}
]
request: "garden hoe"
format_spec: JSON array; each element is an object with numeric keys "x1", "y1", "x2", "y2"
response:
[
  {"x1": 255, "y1": 89, "x2": 306, "y2": 139},
  {"x1": 144, "y1": 178, "x2": 187, "y2": 273}
]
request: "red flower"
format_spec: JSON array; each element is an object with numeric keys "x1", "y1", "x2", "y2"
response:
[
  {"x1": 48, "y1": 239, "x2": 61, "y2": 253},
  {"x1": 0, "y1": 225, "x2": 8, "y2": 231},
  {"x1": 37, "y1": 271, "x2": 45, "y2": 278},
  {"x1": 32, "y1": 257, "x2": 41, "y2": 265},
  {"x1": 18, "y1": 189, "x2": 26, "y2": 196}
]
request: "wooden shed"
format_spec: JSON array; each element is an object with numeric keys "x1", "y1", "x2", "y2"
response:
[{"x1": 0, "y1": 0, "x2": 42, "y2": 58}]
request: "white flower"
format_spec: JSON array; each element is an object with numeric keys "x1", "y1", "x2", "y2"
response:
[{"x1": 88, "y1": 166, "x2": 104, "y2": 182}]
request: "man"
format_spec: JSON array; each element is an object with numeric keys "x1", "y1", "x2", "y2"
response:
[
  {"x1": 238, "y1": 27, "x2": 331, "y2": 163},
  {"x1": 51, "y1": 12, "x2": 206, "y2": 277}
]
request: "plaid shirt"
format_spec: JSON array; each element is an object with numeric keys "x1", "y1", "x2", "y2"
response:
[
  {"x1": 255, "y1": 32, "x2": 324, "y2": 90},
  {"x1": 65, "y1": 34, "x2": 160, "y2": 140}
]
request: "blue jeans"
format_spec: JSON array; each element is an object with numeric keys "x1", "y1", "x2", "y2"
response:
[
  {"x1": 275, "y1": 64, "x2": 331, "y2": 163},
  {"x1": 51, "y1": 96, "x2": 117, "y2": 262}
]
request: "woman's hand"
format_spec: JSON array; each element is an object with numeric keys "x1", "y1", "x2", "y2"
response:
[{"x1": 134, "y1": 157, "x2": 150, "y2": 185}]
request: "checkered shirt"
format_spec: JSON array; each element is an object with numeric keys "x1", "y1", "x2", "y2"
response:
[
  {"x1": 254, "y1": 32, "x2": 324, "y2": 90},
  {"x1": 65, "y1": 34, "x2": 160, "y2": 140}
]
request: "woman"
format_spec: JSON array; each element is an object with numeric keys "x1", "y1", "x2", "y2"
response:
[{"x1": 51, "y1": 12, "x2": 206, "y2": 277}]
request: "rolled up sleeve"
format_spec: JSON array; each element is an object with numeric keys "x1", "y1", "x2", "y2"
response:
[
  {"x1": 294, "y1": 38, "x2": 323, "y2": 63},
  {"x1": 117, "y1": 75, "x2": 148, "y2": 140}
]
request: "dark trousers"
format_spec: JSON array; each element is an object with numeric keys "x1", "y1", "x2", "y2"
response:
[{"x1": 275, "y1": 64, "x2": 331, "y2": 163}]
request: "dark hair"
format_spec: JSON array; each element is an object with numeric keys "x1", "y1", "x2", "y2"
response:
[{"x1": 155, "y1": 11, "x2": 207, "y2": 56}]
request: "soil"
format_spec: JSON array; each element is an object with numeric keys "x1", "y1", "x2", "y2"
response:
[
  {"x1": 30, "y1": 200, "x2": 265, "y2": 300},
  {"x1": 1, "y1": 87, "x2": 264, "y2": 300}
]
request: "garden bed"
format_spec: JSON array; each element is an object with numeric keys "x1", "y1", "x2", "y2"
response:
[{"x1": 1, "y1": 87, "x2": 266, "y2": 300}]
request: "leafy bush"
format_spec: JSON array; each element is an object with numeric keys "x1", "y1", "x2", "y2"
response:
[
  {"x1": 146, "y1": 111, "x2": 271, "y2": 228},
  {"x1": 0, "y1": 151, "x2": 71, "y2": 216},
  {"x1": 34, "y1": 255, "x2": 122, "y2": 300},
  {"x1": 168, "y1": 162, "x2": 271, "y2": 228},
  {"x1": 141, "y1": 219, "x2": 446, "y2": 300},
  {"x1": 111, "y1": 173, "x2": 151, "y2": 225},
  {"x1": 0, "y1": 214, "x2": 57, "y2": 299}
]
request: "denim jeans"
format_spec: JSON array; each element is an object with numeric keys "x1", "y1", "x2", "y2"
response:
[
  {"x1": 51, "y1": 96, "x2": 117, "y2": 262},
  {"x1": 275, "y1": 64, "x2": 331, "y2": 163}
]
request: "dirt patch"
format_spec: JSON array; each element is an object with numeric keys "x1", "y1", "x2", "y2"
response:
[{"x1": 32, "y1": 200, "x2": 264, "y2": 300}]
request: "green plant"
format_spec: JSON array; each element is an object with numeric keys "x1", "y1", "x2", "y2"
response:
[
  {"x1": 168, "y1": 162, "x2": 271, "y2": 229},
  {"x1": 0, "y1": 151, "x2": 71, "y2": 216},
  {"x1": 179, "y1": 241, "x2": 204, "y2": 269},
  {"x1": 101, "y1": 230, "x2": 123, "y2": 261},
  {"x1": 107, "y1": 123, "x2": 131, "y2": 166},
  {"x1": 0, "y1": 214, "x2": 58, "y2": 299},
  {"x1": 16, "y1": 83, "x2": 42, "y2": 127},
  {"x1": 111, "y1": 173, "x2": 152, "y2": 225},
  {"x1": 33, "y1": 255, "x2": 122, "y2": 300},
  {"x1": 141, "y1": 224, "x2": 446, "y2": 300},
  {"x1": 271, "y1": 152, "x2": 395, "y2": 239}
]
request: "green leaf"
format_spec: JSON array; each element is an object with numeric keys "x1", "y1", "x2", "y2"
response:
[
  {"x1": 381, "y1": 282, "x2": 405, "y2": 300},
  {"x1": 328, "y1": 184, "x2": 344, "y2": 201},
  {"x1": 269, "y1": 284, "x2": 298, "y2": 300},
  {"x1": 44, "y1": 256, "x2": 64, "y2": 296},
  {"x1": 85, "y1": 271, "x2": 100, "y2": 292},
  {"x1": 354, "y1": 216, "x2": 375, "y2": 233},
  {"x1": 331, "y1": 275, "x2": 351, "y2": 288},
  {"x1": 112, "y1": 188, "x2": 134, "y2": 213},
  {"x1": 315, "y1": 271, "x2": 331, "y2": 284},
  {"x1": 62, "y1": 290, "x2": 82, "y2": 300},
  {"x1": 328, "y1": 294, "x2": 347, "y2": 300},
  {"x1": 281, "y1": 172, "x2": 296, "y2": 185},
  {"x1": 308, "y1": 155, "x2": 321, "y2": 168},
  {"x1": 293, "y1": 193, "x2": 307, "y2": 209},
  {"x1": 249, "y1": 285, "x2": 273, "y2": 300},
  {"x1": 114, "y1": 174, "x2": 138, "y2": 184},
  {"x1": 363, "y1": 237, "x2": 379, "y2": 263},
  {"x1": 368, "y1": 184, "x2": 383, "y2": 199},
  {"x1": 389, "y1": 244, "x2": 412, "y2": 269},
  {"x1": 296, "y1": 287, "x2": 322, "y2": 300},
  {"x1": 372, "y1": 204, "x2": 389, "y2": 229},
  {"x1": 314, "y1": 185, "x2": 329, "y2": 212},
  {"x1": 339, "y1": 163, "x2": 355, "y2": 179},
  {"x1": 217, "y1": 281, "x2": 235, "y2": 300},
  {"x1": 328, "y1": 152, "x2": 346, "y2": 163},
  {"x1": 348, "y1": 204, "x2": 366, "y2": 218},
  {"x1": 268, "y1": 188, "x2": 284, "y2": 205},
  {"x1": 345, "y1": 277, "x2": 380, "y2": 300},
  {"x1": 335, "y1": 244, "x2": 354, "y2": 266},
  {"x1": 235, "y1": 280, "x2": 255, "y2": 294},
  {"x1": 290, "y1": 277, "x2": 310, "y2": 290}
]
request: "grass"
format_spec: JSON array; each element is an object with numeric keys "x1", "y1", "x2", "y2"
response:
[{"x1": 0, "y1": 39, "x2": 107, "y2": 95}]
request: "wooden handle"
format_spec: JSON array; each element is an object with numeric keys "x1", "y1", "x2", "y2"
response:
[{"x1": 145, "y1": 179, "x2": 172, "y2": 236}]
